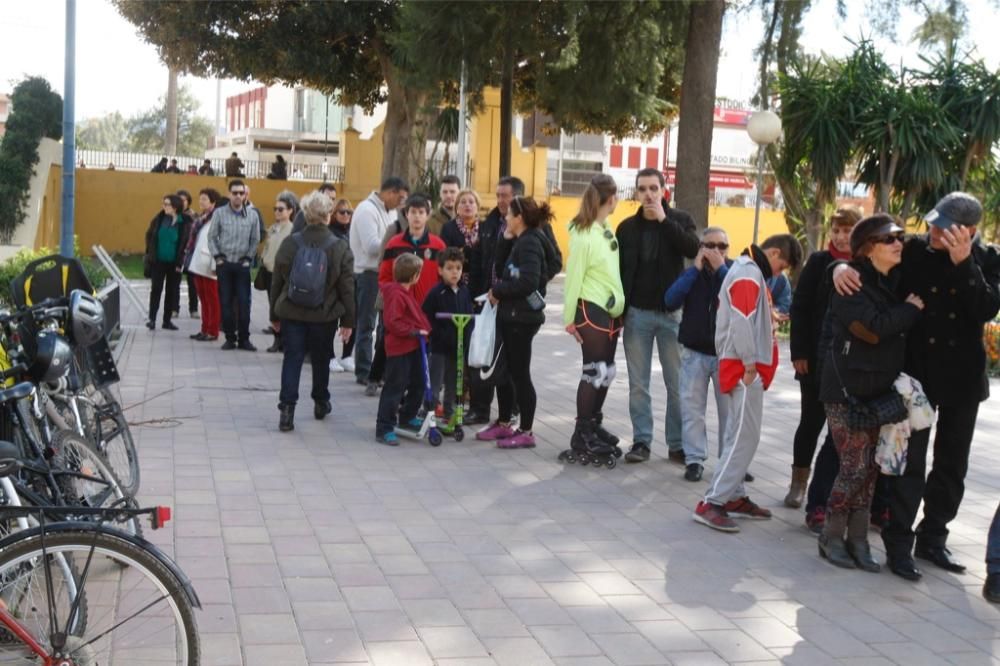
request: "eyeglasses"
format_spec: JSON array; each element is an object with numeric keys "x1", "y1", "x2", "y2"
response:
[
  {"x1": 229, "y1": 190, "x2": 246, "y2": 197},
  {"x1": 603, "y1": 228, "x2": 619, "y2": 252},
  {"x1": 336, "y1": 209, "x2": 352, "y2": 215},
  {"x1": 872, "y1": 233, "x2": 904, "y2": 245},
  {"x1": 273, "y1": 206, "x2": 287, "y2": 212},
  {"x1": 701, "y1": 242, "x2": 729, "y2": 250}
]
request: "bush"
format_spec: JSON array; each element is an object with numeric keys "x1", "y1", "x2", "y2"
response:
[
  {"x1": 0, "y1": 77, "x2": 63, "y2": 243},
  {"x1": 0, "y1": 242, "x2": 108, "y2": 307}
]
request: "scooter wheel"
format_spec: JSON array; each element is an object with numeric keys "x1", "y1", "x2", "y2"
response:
[
  {"x1": 428, "y1": 429, "x2": 443, "y2": 447},
  {"x1": 453, "y1": 427, "x2": 465, "y2": 441}
]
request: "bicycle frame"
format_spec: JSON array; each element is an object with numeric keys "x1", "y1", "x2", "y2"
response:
[{"x1": 0, "y1": 606, "x2": 51, "y2": 663}]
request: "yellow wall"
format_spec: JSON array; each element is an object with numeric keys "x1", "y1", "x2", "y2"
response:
[
  {"x1": 69, "y1": 170, "x2": 344, "y2": 254},
  {"x1": 35, "y1": 164, "x2": 62, "y2": 250},
  {"x1": 545, "y1": 196, "x2": 788, "y2": 259}
]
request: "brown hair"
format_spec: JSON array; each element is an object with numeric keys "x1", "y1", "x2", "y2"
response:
[
  {"x1": 571, "y1": 174, "x2": 617, "y2": 231},
  {"x1": 510, "y1": 196, "x2": 554, "y2": 229},
  {"x1": 760, "y1": 233, "x2": 804, "y2": 270},
  {"x1": 393, "y1": 253, "x2": 423, "y2": 283},
  {"x1": 831, "y1": 204, "x2": 863, "y2": 227}
]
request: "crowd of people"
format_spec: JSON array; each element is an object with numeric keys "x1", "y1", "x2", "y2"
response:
[{"x1": 143, "y1": 171, "x2": 1000, "y2": 599}]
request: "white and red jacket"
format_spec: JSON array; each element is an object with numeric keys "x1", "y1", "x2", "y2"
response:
[{"x1": 715, "y1": 255, "x2": 778, "y2": 393}]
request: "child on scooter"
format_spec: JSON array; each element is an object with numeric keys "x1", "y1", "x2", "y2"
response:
[
  {"x1": 422, "y1": 247, "x2": 474, "y2": 428},
  {"x1": 375, "y1": 253, "x2": 431, "y2": 446}
]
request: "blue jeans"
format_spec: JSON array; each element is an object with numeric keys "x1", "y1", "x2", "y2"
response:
[
  {"x1": 679, "y1": 347, "x2": 727, "y2": 465},
  {"x1": 279, "y1": 320, "x2": 335, "y2": 406},
  {"x1": 988, "y1": 501, "x2": 1000, "y2": 575},
  {"x1": 623, "y1": 307, "x2": 682, "y2": 451},
  {"x1": 354, "y1": 270, "x2": 379, "y2": 381},
  {"x1": 217, "y1": 262, "x2": 251, "y2": 344}
]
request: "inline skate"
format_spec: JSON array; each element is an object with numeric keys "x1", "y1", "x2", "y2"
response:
[
  {"x1": 593, "y1": 411, "x2": 623, "y2": 458},
  {"x1": 558, "y1": 418, "x2": 618, "y2": 469}
]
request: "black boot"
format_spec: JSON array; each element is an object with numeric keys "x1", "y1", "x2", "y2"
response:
[
  {"x1": 846, "y1": 510, "x2": 880, "y2": 572},
  {"x1": 314, "y1": 400, "x2": 332, "y2": 420},
  {"x1": 593, "y1": 412, "x2": 620, "y2": 446},
  {"x1": 267, "y1": 332, "x2": 283, "y2": 353},
  {"x1": 818, "y1": 534, "x2": 856, "y2": 569},
  {"x1": 279, "y1": 403, "x2": 295, "y2": 432}
]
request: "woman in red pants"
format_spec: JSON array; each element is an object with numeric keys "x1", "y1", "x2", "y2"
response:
[{"x1": 184, "y1": 188, "x2": 222, "y2": 341}]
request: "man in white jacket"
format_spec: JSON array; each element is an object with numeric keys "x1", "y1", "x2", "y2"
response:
[
  {"x1": 694, "y1": 235, "x2": 801, "y2": 533},
  {"x1": 349, "y1": 177, "x2": 409, "y2": 384}
]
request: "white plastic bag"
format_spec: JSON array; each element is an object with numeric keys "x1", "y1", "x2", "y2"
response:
[{"x1": 468, "y1": 301, "x2": 497, "y2": 368}]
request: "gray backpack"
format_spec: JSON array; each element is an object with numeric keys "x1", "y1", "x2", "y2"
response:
[{"x1": 287, "y1": 232, "x2": 336, "y2": 307}]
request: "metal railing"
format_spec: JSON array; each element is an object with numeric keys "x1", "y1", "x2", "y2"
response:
[{"x1": 76, "y1": 149, "x2": 344, "y2": 183}]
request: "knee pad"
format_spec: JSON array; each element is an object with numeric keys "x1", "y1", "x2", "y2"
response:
[
  {"x1": 581, "y1": 362, "x2": 606, "y2": 389},
  {"x1": 603, "y1": 362, "x2": 616, "y2": 387}
]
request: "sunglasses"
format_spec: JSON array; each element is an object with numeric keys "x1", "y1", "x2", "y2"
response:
[
  {"x1": 603, "y1": 228, "x2": 619, "y2": 252},
  {"x1": 230, "y1": 190, "x2": 246, "y2": 197},
  {"x1": 701, "y1": 242, "x2": 729, "y2": 250},
  {"x1": 274, "y1": 206, "x2": 287, "y2": 212},
  {"x1": 336, "y1": 209, "x2": 352, "y2": 215},
  {"x1": 872, "y1": 233, "x2": 904, "y2": 245}
]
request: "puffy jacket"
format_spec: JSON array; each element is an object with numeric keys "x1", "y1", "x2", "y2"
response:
[
  {"x1": 382, "y1": 281, "x2": 431, "y2": 357},
  {"x1": 422, "y1": 281, "x2": 474, "y2": 355},
  {"x1": 144, "y1": 210, "x2": 192, "y2": 268},
  {"x1": 664, "y1": 260, "x2": 732, "y2": 356},
  {"x1": 491, "y1": 227, "x2": 561, "y2": 326},
  {"x1": 268, "y1": 224, "x2": 355, "y2": 325},
  {"x1": 790, "y1": 249, "x2": 838, "y2": 383},
  {"x1": 819, "y1": 260, "x2": 921, "y2": 403},
  {"x1": 378, "y1": 231, "x2": 447, "y2": 305},
  {"x1": 186, "y1": 218, "x2": 217, "y2": 279}
]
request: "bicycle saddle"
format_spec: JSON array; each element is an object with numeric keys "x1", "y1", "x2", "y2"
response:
[
  {"x1": 0, "y1": 382, "x2": 32, "y2": 405},
  {"x1": 0, "y1": 439, "x2": 21, "y2": 476}
]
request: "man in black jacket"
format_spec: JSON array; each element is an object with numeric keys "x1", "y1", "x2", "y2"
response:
[
  {"x1": 835, "y1": 192, "x2": 1000, "y2": 581},
  {"x1": 787, "y1": 206, "x2": 860, "y2": 522},
  {"x1": 616, "y1": 168, "x2": 700, "y2": 463}
]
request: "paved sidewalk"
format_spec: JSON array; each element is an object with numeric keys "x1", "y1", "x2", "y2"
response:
[{"x1": 117, "y1": 280, "x2": 1000, "y2": 665}]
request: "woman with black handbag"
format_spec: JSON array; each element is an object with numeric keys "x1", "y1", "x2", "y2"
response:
[
  {"x1": 259, "y1": 191, "x2": 298, "y2": 352},
  {"x1": 819, "y1": 214, "x2": 924, "y2": 571}
]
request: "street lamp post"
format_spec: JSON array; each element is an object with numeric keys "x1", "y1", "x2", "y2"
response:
[{"x1": 746, "y1": 109, "x2": 781, "y2": 245}]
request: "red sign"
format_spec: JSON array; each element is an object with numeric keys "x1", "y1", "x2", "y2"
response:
[
  {"x1": 712, "y1": 107, "x2": 751, "y2": 126},
  {"x1": 664, "y1": 169, "x2": 751, "y2": 189}
]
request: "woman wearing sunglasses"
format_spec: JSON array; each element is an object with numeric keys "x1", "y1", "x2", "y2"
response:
[
  {"x1": 328, "y1": 198, "x2": 357, "y2": 372},
  {"x1": 561, "y1": 174, "x2": 626, "y2": 466},
  {"x1": 817, "y1": 214, "x2": 924, "y2": 572},
  {"x1": 260, "y1": 191, "x2": 299, "y2": 352}
]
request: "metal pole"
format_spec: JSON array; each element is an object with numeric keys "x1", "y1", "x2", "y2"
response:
[
  {"x1": 60, "y1": 0, "x2": 77, "y2": 258},
  {"x1": 556, "y1": 129, "x2": 564, "y2": 194},
  {"x1": 752, "y1": 145, "x2": 766, "y2": 246},
  {"x1": 323, "y1": 93, "x2": 329, "y2": 180},
  {"x1": 456, "y1": 60, "x2": 467, "y2": 183}
]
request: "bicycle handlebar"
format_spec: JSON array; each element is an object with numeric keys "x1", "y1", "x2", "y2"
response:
[{"x1": 0, "y1": 297, "x2": 69, "y2": 326}]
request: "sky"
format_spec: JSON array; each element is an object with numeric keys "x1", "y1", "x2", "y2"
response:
[{"x1": 2, "y1": 0, "x2": 999, "y2": 125}]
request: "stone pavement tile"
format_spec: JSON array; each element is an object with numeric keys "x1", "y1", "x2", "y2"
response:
[
  {"x1": 221, "y1": 509, "x2": 265, "y2": 527},
  {"x1": 833, "y1": 659, "x2": 896, "y2": 666},
  {"x1": 589, "y1": 632, "x2": 669, "y2": 666},
  {"x1": 565, "y1": 606, "x2": 635, "y2": 635},
  {"x1": 553, "y1": 658, "x2": 614, "y2": 666},
  {"x1": 942, "y1": 652, "x2": 1000, "y2": 665},
  {"x1": 323, "y1": 543, "x2": 374, "y2": 564},
  {"x1": 541, "y1": 581, "x2": 607, "y2": 607},
  {"x1": 518, "y1": 558, "x2": 581, "y2": 583},
  {"x1": 481, "y1": 637, "x2": 555, "y2": 666},
  {"x1": 529, "y1": 625, "x2": 602, "y2": 658},
  {"x1": 238, "y1": 613, "x2": 300, "y2": 645},
  {"x1": 229, "y1": 563, "x2": 283, "y2": 588},
  {"x1": 764, "y1": 645, "x2": 839, "y2": 665},
  {"x1": 694, "y1": 628, "x2": 775, "y2": 662},
  {"x1": 506, "y1": 598, "x2": 576, "y2": 626},
  {"x1": 462, "y1": 608, "x2": 532, "y2": 638},
  {"x1": 486, "y1": 575, "x2": 549, "y2": 599},
  {"x1": 633, "y1": 619, "x2": 710, "y2": 652},
  {"x1": 291, "y1": 601, "x2": 354, "y2": 631},
  {"x1": 352, "y1": 609, "x2": 420, "y2": 642},
  {"x1": 198, "y1": 604, "x2": 239, "y2": 633},
  {"x1": 602, "y1": 594, "x2": 673, "y2": 622},
  {"x1": 283, "y1": 577, "x2": 342, "y2": 603},
  {"x1": 447, "y1": 584, "x2": 508, "y2": 610},
  {"x1": 580, "y1": 571, "x2": 642, "y2": 596},
  {"x1": 191, "y1": 578, "x2": 235, "y2": 605},
  {"x1": 341, "y1": 585, "x2": 401, "y2": 612},
  {"x1": 469, "y1": 555, "x2": 526, "y2": 576},
  {"x1": 366, "y1": 640, "x2": 434, "y2": 666},
  {"x1": 796, "y1": 623, "x2": 878, "y2": 658},
  {"x1": 418, "y1": 626, "x2": 491, "y2": 659},
  {"x1": 330, "y1": 562, "x2": 389, "y2": 587},
  {"x1": 277, "y1": 554, "x2": 332, "y2": 577},
  {"x1": 176, "y1": 555, "x2": 229, "y2": 579},
  {"x1": 891, "y1": 620, "x2": 982, "y2": 654},
  {"x1": 199, "y1": 632, "x2": 243, "y2": 666},
  {"x1": 437, "y1": 659, "x2": 499, "y2": 666},
  {"x1": 871, "y1": 642, "x2": 952, "y2": 665},
  {"x1": 664, "y1": 603, "x2": 737, "y2": 631},
  {"x1": 375, "y1": 553, "x2": 430, "y2": 575},
  {"x1": 272, "y1": 535, "x2": 323, "y2": 556},
  {"x1": 384, "y1": 574, "x2": 446, "y2": 600},
  {"x1": 243, "y1": 644, "x2": 308, "y2": 666},
  {"x1": 732, "y1": 616, "x2": 805, "y2": 648},
  {"x1": 401, "y1": 599, "x2": 466, "y2": 627},
  {"x1": 664, "y1": 652, "x2": 731, "y2": 665}
]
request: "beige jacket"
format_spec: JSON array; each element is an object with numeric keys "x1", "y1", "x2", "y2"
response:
[{"x1": 261, "y1": 220, "x2": 293, "y2": 272}]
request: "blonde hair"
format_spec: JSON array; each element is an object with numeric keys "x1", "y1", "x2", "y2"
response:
[
  {"x1": 456, "y1": 189, "x2": 481, "y2": 212},
  {"x1": 393, "y1": 253, "x2": 423, "y2": 283},
  {"x1": 571, "y1": 174, "x2": 617, "y2": 231},
  {"x1": 332, "y1": 197, "x2": 352, "y2": 212},
  {"x1": 300, "y1": 190, "x2": 334, "y2": 225}
]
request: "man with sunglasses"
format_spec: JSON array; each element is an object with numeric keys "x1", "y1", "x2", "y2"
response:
[
  {"x1": 834, "y1": 192, "x2": 1000, "y2": 580},
  {"x1": 208, "y1": 179, "x2": 261, "y2": 351},
  {"x1": 616, "y1": 168, "x2": 700, "y2": 463},
  {"x1": 664, "y1": 228, "x2": 733, "y2": 482}
]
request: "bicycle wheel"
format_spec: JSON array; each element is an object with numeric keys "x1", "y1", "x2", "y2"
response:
[
  {"x1": 64, "y1": 381, "x2": 140, "y2": 498},
  {"x1": 0, "y1": 527, "x2": 199, "y2": 665},
  {"x1": 51, "y1": 429, "x2": 143, "y2": 539}
]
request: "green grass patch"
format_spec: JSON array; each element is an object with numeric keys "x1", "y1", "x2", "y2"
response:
[{"x1": 112, "y1": 254, "x2": 146, "y2": 280}]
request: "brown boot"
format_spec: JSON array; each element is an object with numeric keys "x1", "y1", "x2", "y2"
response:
[{"x1": 783, "y1": 465, "x2": 810, "y2": 508}]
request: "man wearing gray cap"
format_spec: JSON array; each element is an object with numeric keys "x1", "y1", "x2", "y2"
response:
[{"x1": 835, "y1": 192, "x2": 1000, "y2": 581}]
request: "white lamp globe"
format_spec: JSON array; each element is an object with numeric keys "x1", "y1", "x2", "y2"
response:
[{"x1": 747, "y1": 110, "x2": 782, "y2": 145}]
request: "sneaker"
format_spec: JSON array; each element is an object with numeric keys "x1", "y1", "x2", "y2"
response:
[
  {"x1": 724, "y1": 496, "x2": 772, "y2": 520},
  {"x1": 668, "y1": 449, "x2": 686, "y2": 465},
  {"x1": 161, "y1": 321, "x2": 179, "y2": 331},
  {"x1": 145, "y1": 321, "x2": 155, "y2": 331},
  {"x1": 340, "y1": 357, "x2": 355, "y2": 373},
  {"x1": 329, "y1": 358, "x2": 346, "y2": 373},
  {"x1": 400, "y1": 417, "x2": 423, "y2": 431},
  {"x1": 464, "y1": 411, "x2": 490, "y2": 426},
  {"x1": 190, "y1": 310, "x2": 200, "y2": 319},
  {"x1": 221, "y1": 340, "x2": 237, "y2": 350},
  {"x1": 805, "y1": 507, "x2": 826, "y2": 535},
  {"x1": 364, "y1": 382, "x2": 380, "y2": 397},
  {"x1": 376, "y1": 432, "x2": 399, "y2": 446},
  {"x1": 625, "y1": 442, "x2": 650, "y2": 463},
  {"x1": 497, "y1": 430, "x2": 536, "y2": 449},
  {"x1": 476, "y1": 421, "x2": 515, "y2": 441},
  {"x1": 238, "y1": 341, "x2": 257, "y2": 352},
  {"x1": 693, "y1": 501, "x2": 740, "y2": 533},
  {"x1": 684, "y1": 463, "x2": 704, "y2": 482}
]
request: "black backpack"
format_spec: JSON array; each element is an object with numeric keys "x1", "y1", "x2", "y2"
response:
[{"x1": 287, "y1": 232, "x2": 336, "y2": 307}]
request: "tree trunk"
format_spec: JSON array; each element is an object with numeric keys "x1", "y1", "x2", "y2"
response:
[
  {"x1": 165, "y1": 67, "x2": 178, "y2": 155},
  {"x1": 380, "y1": 58, "x2": 427, "y2": 187},
  {"x1": 900, "y1": 189, "x2": 917, "y2": 222},
  {"x1": 498, "y1": 43, "x2": 514, "y2": 180},
  {"x1": 674, "y1": 0, "x2": 725, "y2": 231}
]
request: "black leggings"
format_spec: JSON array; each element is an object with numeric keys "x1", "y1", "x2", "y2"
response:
[
  {"x1": 497, "y1": 320, "x2": 540, "y2": 431},
  {"x1": 793, "y1": 377, "x2": 827, "y2": 468},
  {"x1": 574, "y1": 301, "x2": 622, "y2": 421}
]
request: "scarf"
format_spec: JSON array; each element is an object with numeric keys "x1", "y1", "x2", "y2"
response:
[
  {"x1": 460, "y1": 218, "x2": 479, "y2": 248},
  {"x1": 828, "y1": 240, "x2": 852, "y2": 261}
]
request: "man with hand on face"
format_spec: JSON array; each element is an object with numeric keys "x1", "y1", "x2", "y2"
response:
[
  {"x1": 616, "y1": 168, "x2": 700, "y2": 464},
  {"x1": 833, "y1": 192, "x2": 1000, "y2": 581},
  {"x1": 429, "y1": 175, "x2": 461, "y2": 236}
]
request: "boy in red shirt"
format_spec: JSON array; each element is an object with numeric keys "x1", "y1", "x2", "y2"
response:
[
  {"x1": 376, "y1": 253, "x2": 432, "y2": 445},
  {"x1": 379, "y1": 194, "x2": 446, "y2": 304}
]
